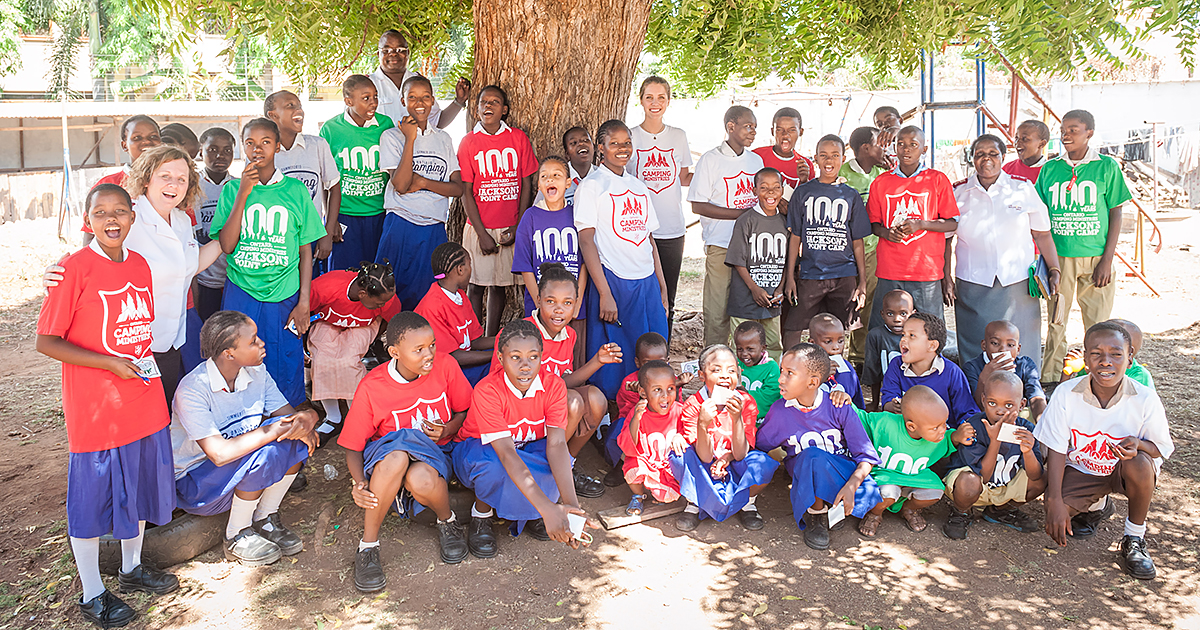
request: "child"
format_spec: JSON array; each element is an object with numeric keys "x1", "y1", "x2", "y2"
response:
[
  {"x1": 604, "y1": 332, "x2": 671, "y2": 485},
  {"x1": 172, "y1": 311, "x2": 319, "y2": 566},
  {"x1": 160, "y1": 123, "x2": 200, "y2": 159},
  {"x1": 757, "y1": 344, "x2": 881, "y2": 550},
  {"x1": 212, "y1": 118, "x2": 327, "y2": 405},
  {"x1": 376, "y1": 76, "x2": 465, "y2": 308},
  {"x1": 1064, "y1": 318, "x2": 1156, "y2": 389},
  {"x1": 752, "y1": 107, "x2": 814, "y2": 189},
  {"x1": 628, "y1": 76, "x2": 693, "y2": 338},
  {"x1": 672, "y1": 344, "x2": 779, "y2": 532},
  {"x1": 452, "y1": 320, "x2": 587, "y2": 553},
  {"x1": 733, "y1": 320, "x2": 780, "y2": 426},
  {"x1": 840, "y1": 126, "x2": 889, "y2": 368},
  {"x1": 308, "y1": 262, "x2": 402, "y2": 441},
  {"x1": 1036, "y1": 322, "x2": 1173, "y2": 580},
  {"x1": 943, "y1": 371, "x2": 1045, "y2": 540},
  {"x1": 513, "y1": 158, "x2": 586, "y2": 317},
  {"x1": 339, "y1": 312, "x2": 472, "y2": 591},
  {"x1": 576, "y1": 119, "x2": 670, "y2": 400},
  {"x1": 458, "y1": 84, "x2": 539, "y2": 336},
  {"x1": 36, "y1": 185, "x2": 179, "y2": 628},
  {"x1": 961, "y1": 320, "x2": 1047, "y2": 420},
  {"x1": 194, "y1": 127, "x2": 236, "y2": 322},
  {"x1": 265, "y1": 90, "x2": 342, "y2": 266},
  {"x1": 873, "y1": 106, "x2": 903, "y2": 158},
  {"x1": 620, "y1": 360, "x2": 686, "y2": 514},
  {"x1": 1003, "y1": 119, "x2": 1051, "y2": 183},
  {"x1": 864, "y1": 289, "x2": 912, "y2": 410},
  {"x1": 867, "y1": 126, "x2": 958, "y2": 326},
  {"x1": 319, "y1": 74, "x2": 395, "y2": 271},
  {"x1": 725, "y1": 167, "x2": 787, "y2": 357},
  {"x1": 809, "y1": 313, "x2": 863, "y2": 409},
  {"x1": 881, "y1": 312, "x2": 978, "y2": 427},
  {"x1": 857, "y1": 386, "x2": 974, "y2": 536},
  {"x1": 561, "y1": 126, "x2": 595, "y2": 205},
  {"x1": 783, "y1": 135, "x2": 870, "y2": 349},
  {"x1": 93, "y1": 115, "x2": 161, "y2": 190},
  {"x1": 689, "y1": 106, "x2": 765, "y2": 347},
  {"x1": 414, "y1": 242, "x2": 495, "y2": 384}
]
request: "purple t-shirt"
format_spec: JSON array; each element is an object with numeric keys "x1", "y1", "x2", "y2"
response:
[
  {"x1": 512, "y1": 203, "x2": 583, "y2": 316},
  {"x1": 757, "y1": 390, "x2": 880, "y2": 466}
]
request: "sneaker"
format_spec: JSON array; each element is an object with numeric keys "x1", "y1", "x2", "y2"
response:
[
  {"x1": 982, "y1": 505, "x2": 1039, "y2": 533},
  {"x1": 803, "y1": 512, "x2": 830, "y2": 550},
  {"x1": 573, "y1": 471, "x2": 606, "y2": 499},
  {"x1": 603, "y1": 465, "x2": 626, "y2": 488},
  {"x1": 78, "y1": 590, "x2": 136, "y2": 629},
  {"x1": 224, "y1": 528, "x2": 282, "y2": 566},
  {"x1": 943, "y1": 510, "x2": 972, "y2": 540},
  {"x1": 354, "y1": 546, "x2": 386, "y2": 593},
  {"x1": 468, "y1": 516, "x2": 498, "y2": 558},
  {"x1": 525, "y1": 518, "x2": 551, "y2": 541},
  {"x1": 1069, "y1": 497, "x2": 1115, "y2": 539},
  {"x1": 253, "y1": 513, "x2": 304, "y2": 555},
  {"x1": 117, "y1": 564, "x2": 179, "y2": 595},
  {"x1": 1118, "y1": 535, "x2": 1157, "y2": 580},
  {"x1": 675, "y1": 510, "x2": 701, "y2": 532},
  {"x1": 437, "y1": 517, "x2": 469, "y2": 564},
  {"x1": 738, "y1": 509, "x2": 764, "y2": 531}
]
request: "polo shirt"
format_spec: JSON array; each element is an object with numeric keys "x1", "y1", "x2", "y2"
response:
[
  {"x1": 953, "y1": 171, "x2": 1051, "y2": 287},
  {"x1": 379, "y1": 123, "x2": 458, "y2": 225},
  {"x1": 337, "y1": 355, "x2": 472, "y2": 448},
  {"x1": 275, "y1": 133, "x2": 341, "y2": 220}
]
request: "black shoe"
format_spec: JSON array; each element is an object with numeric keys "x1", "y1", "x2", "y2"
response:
[
  {"x1": 573, "y1": 471, "x2": 606, "y2": 499},
  {"x1": 1069, "y1": 497, "x2": 1115, "y2": 539},
  {"x1": 117, "y1": 564, "x2": 179, "y2": 595},
  {"x1": 675, "y1": 510, "x2": 700, "y2": 532},
  {"x1": 525, "y1": 518, "x2": 551, "y2": 541},
  {"x1": 437, "y1": 516, "x2": 469, "y2": 564},
  {"x1": 290, "y1": 471, "x2": 309, "y2": 492},
  {"x1": 803, "y1": 512, "x2": 830, "y2": 550},
  {"x1": 1118, "y1": 535, "x2": 1157, "y2": 580},
  {"x1": 982, "y1": 505, "x2": 1039, "y2": 533},
  {"x1": 354, "y1": 546, "x2": 386, "y2": 593},
  {"x1": 603, "y1": 465, "x2": 626, "y2": 488},
  {"x1": 738, "y1": 509, "x2": 764, "y2": 531},
  {"x1": 468, "y1": 516, "x2": 498, "y2": 558},
  {"x1": 943, "y1": 510, "x2": 972, "y2": 540},
  {"x1": 253, "y1": 513, "x2": 304, "y2": 555},
  {"x1": 78, "y1": 590, "x2": 136, "y2": 629}
]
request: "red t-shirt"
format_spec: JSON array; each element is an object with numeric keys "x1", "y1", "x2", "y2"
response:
[
  {"x1": 752, "y1": 146, "x2": 815, "y2": 189},
  {"x1": 310, "y1": 270, "x2": 402, "y2": 328},
  {"x1": 458, "y1": 371, "x2": 569, "y2": 445},
  {"x1": 457, "y1": 125, "x2": 539, "y2": 230},
  {"x1": 616, "y1": 370, "x2": 640, "y2": 421},
  {"x1": 337, "y1": 355, "x2": 472, "y2": 449},
  {"x1": 488, "y1": 314, "x2": 576, "y2": 378},
  {"x1": 36, "y1": 245, "x2": 170, "y2": 453},
  {"x1": 413, "y1": 282, "x2": 483, "y2": 354},
  {"x1": 618, "y1": 401, "x2": 684, "y2": 463},
  {"x1": 678, "y1": 388, "x2": 759, "y2": 458},
  {"x1": 866, "y1": 168, "x2": 959, "y2": 282},
  {"x1": 1002, "y1": 158, "x2": 1043, "y2": 184}
]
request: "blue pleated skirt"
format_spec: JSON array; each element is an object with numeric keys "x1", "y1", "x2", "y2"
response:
[
  {"x1": 785, "y1": 447, "x2": 882, "y2": 529},
  {"x1": 222, "y1": 281, "x2": 305, "y2": 406},
  {"x1": 67, "y1": 427, "x2": 175, "y2": 539},
  {"x1": 175, "y1": 438, "x2": 308, "y2": 516},
  {"x1": 330, "y1": 213, "x2": 385, "y2": 272},
  {"x1": 670, "y1": 447, "x2": 779, "y2": 522},
  {"x1": 452, "y1": 438, "x2": 561, "y2": 528},
  {"x1": 363, "y1": 428, "x2": 452, "y2": 517},
  {"x1": 376, "y1": 214, "x2": 447, "y2": 310},
  {"x1": 585, "y1": 268, "x2": 667, "y2": 399}
]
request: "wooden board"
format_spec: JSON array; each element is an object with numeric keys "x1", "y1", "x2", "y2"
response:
[{"x1": 597, "y1": 499, "x2": 687, "y2": 530}]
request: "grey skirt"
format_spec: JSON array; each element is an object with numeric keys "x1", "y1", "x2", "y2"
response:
[{"x1": 954, "y1": 277, "x2": 1042, "y2": 366}]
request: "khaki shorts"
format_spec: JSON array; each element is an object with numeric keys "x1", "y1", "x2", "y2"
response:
[
  {"x1": 945, "y1": 466, "x2": 1030, "y2": 507},
  {"x1": 879, "y1": 485, "x2": 943, "y2": 502},
  {"x1": 463, "y1": 226, "x2": 518, "y2": 287}
]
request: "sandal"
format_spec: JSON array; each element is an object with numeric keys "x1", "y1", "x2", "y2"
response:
[
  {"x1": 899, "y1": 507, "x2": 927, "y2": 532},
  {"x1": 626, "y1": 494, "x2": 647, "y2": 516},
  {"x1": 858, "y1": 512, "x2": 882, "y2": 538}
]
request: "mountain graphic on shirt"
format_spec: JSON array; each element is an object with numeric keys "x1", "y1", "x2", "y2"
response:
[
  {"x1": 886, "y1": 191, "x2": 929, "y2": 245},
  {"x1": 510, "y1": 417, "x2": 546, "y2": 444},
  {"x1": 622, "y1": 197, "x2": 643, "y2": 216},
  {"x1": 116, "y1": 293, "x2": 152, "y2": 323},
  {"x1": 1069, "y1": 427, "x2": 1121, "y2": 475},
  {"x1": 646, "y1": 153, "x2": 669, "y2": 168},
  {"x1": 389, "y1": 394, "x2": 450, "y2": 432},
  {"x1": 735, "y1": 177, "x2": 754, "y2": 199}
]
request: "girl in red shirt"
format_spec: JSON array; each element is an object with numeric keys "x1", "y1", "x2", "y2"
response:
[
  {"x1": 620, "y1": 360, "x2": 687, "y2": 514},
  {"x1": 414, "y1": 242, "x2": 495, "y2": 384}
]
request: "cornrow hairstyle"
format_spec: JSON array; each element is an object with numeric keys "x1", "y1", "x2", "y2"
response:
[
  {"x1": 478, "y1": 85, "x2": 510, "y2": 120},
  {"x1": 86, "y1": 183, "x2": 133, "y2": 215},
  {"x1": 1062, "y1": 109, "x2": 1095, "y2": 131},
  {"x1": 772, "y1": 106, "x2": 801, "y2": 126},
  {"x1": 539, "y1": 155, "x2": 570, "y2": 177},
  {"x1": 817, "y1": 133, "x2": 846, "y2": 153},
  {"x1": 263, "y1": 90, "x2": 297, "y2": 116},
  {"x1": 561, "y1": 126, "x2": 590, "y2": 153},
  {"x1": 783, "y1": 343, "x2": 831, "y2": 382},
  {"x1": 1018, "y1": 119, "x2": 1051, "y2": 142},
  {"x1": 385, "y1": 311, "x2": 431, "y2": 347},
  {"x1": 120, "y1": 115, "x2": 159, "y2": 142},
  {"x1": 200, "y1": 310, "x2": 253, "y2": 360},
  {"x1": 698, "y1": 343, "x2": 736, "y2": 372},
  {"x1": 497, "y1": 318, "x2": 543, "y2": 353},
  {"x1": 430, "y1": 241, "x2": 469, "y2": 279},
  {"x1": 1085, "y1": 320, "x2": 1132, "y2": 351},
  {"x1": 848, "y1": 126, "x2": 878, "y2": 153},
  {"x1": 242, "y1": 117, "x2": 281, "y2": 142},
  {"x1": 639, "y1": 75, "x2": 672, "y2": 99},
  {"x1": 733, "y1": 320, "x2": 767, "y2": 347},
  {"x1": 753, "y1": 167, "x2": 782, "y2": 187},
  {"x1": 638, "y1": 359, "x2": 675, "y2": 387},
  {"x1": 160, "y1": 123, "x2": 198, "y2": 147},
  {"x1": 401, "y1": 74, "x2": 433, "y2": 97},
  {"x1": 595, "y1": 119, "x2": 630, "y2": 149},
  {"x1": 634, "y1": 332, "x2": 668, "y2": 359},
  {"x1": 199, "y1": 126, "x2": 236, "y2": 146},
  {"x1": 724, "y1": 105, "x2": 753, "y2": 126},
  {"x1": 353, "y1": 260, "x2": 396, "y2": 299},
  {"x1": 536, "y1": 262, "x2": 578, "y2": 294},
  {"x1": 908, "y1": 311, "x2": 947, "y2": 353},
  {"x1": 971, "y1": 133, "x2": 1007, "y2": 158},
  {"x1": 342, "y1": 74, "x2": 377, "y2": 98}
]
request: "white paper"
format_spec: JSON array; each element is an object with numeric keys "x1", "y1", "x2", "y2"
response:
[
  {"x1": 567, "y1": 512, "x2": 587, "y2": 539},
  {"x1": 997, "y1": 422, "x2": 1021, "y2": 444},
  {"x1": 827, "y1": 502, "x2": 846, "y2": 527},
  {"x1": 710, "y1": 386, "x2": 735, "y2": 406},
  {"x1": 133, "y1": 356, "x2": 161, "y2": 379},
  {"x1": 681, "y1": 360, "x2": 699, "y2": 375}
]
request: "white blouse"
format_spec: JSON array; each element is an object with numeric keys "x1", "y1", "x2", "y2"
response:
[
  {"x1": 125, "y1": 194, "x2": 200, "y2": 352},
  {"x1": 953, "y1": 171, "x2": 1051, "y2": 287}
]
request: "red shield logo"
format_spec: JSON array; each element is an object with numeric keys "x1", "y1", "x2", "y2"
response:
[
  {"x1": 635, "y1": 147, "x2": 677, "y2": 194},
  {"x1": 723, "y1": 171, "x2": 757, "y2": 209},
  {"x1": 98, "y1": 282, "x2": 155, "y2": 360},
  {"x1": 885, "y1": 191, "x2": 930, "y2": 245},
  {"x1": 610, "y1": 190, "x2": 651, "y2": 246}
]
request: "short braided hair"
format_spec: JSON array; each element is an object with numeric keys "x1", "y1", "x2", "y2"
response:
[
  {"x1": 200, "y1": 310, "x2": 253, "y2": 360},
  {"x1": 353, "y1": 260, "x2": 396, "y2": 299},
  {"x1": 497, "y1": 318, "x2": 542, "y2": 353},
  {"x1": 430, "y1": 242, "x2": 469, "y2": 278}
]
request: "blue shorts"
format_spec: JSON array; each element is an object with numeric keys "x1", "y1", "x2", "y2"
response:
[
  {"x1": 585, "y1": 268, "x2": 667, "y2": 399},
  {"x1": 363, "y1": 429, "x2": 452, "y2": 518},
  {"x1": 222, "y1": 281, "x2": 305, "y2": 406},
  {"x1": 175, "y1": 436, "x2": 308, "y2": 517},
  {"x1": 670, "y1": 447, "x2": 779, "y2": 522},
  {"x1": 67, "y1": 427, "x2": 175, "y2": 539},
  {"x1": 452, "y1": 438, "x2": 562, "y2": 527},
  {"x1": 784, "y1": 447, "x2": 881, "y2": 529},
  {"x1": 330, "y1": 213, "x2": 385, "y2": 272},
  {"x1": 376, "y1": 215, "x2": 447, "y2": 310}
]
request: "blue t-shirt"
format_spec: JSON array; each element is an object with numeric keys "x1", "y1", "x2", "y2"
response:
[
  {"x1": 787, "y1": 180, "x2": 871, "y2": 280},
  {"x1": 961, "y1": 353, "x2": 1046, "y2": 402},
  {"x1": 819, "y1": 354, "x2": 864, "y2": 409},
  {"x1": 757, "y1": 390, "x2": 880, "y2": 466},
  {"x1": 511, "y1": 203, "x2": 583, "y2": 316},
  {"x1": 880, "y1": 355, "x2": 979, "y2": 428},
  {"x1": 946, "y1": 412, "x2": 1043, "y2": 487}
]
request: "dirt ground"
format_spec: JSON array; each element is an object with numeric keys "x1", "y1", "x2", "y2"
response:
[{"x1": 0, "y1": 213, "x2": 1198, "y2": 630}]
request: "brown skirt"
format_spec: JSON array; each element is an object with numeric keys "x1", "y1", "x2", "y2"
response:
[{"x1": 309, "y1": 319, "x2": 381, "y2": 400}]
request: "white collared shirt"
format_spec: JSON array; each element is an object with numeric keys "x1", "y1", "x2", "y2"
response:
[
  {"x1": 472, "y1": 120, "x2": 511, "y2": 135},
  {"x1": 901, "y1": 354, "x2": 946, "y2": 378},
  {"x1": 124, "y1": 194, "x2": 200, "y2": 352},
  {"x1": 953, "y1": 171, "x2": 1051, "y2": 287},
  {"x1": 87, "y1": 238, "x2": 129, "y2": 262},
  {"x1": 688, "y1": 141, "x2": 764, "y2": 248},
  {"x1": 784, "y1": 389, "x2": 825, "y2": 412},
  {"x1": 379, "y1": 123, "x2": 457, "y2": 225},
  {"x1": 503, "y1": 373, "x2": 545, "y2": 399},
  {"x1": 387, "y1": 359, "x2": 413, "y2": 384},
  {"x1": 530, "y1": 310, "x2": 571, "y2": 342},
  {"x1": 205, "y1": 358, "x2": 253, "y2": 393},
  {"x1": 440, "y1": 285, "x2": 463, "y2": 306},
  {"x1": 343, "y1": 110, "x2": 381, "y2": 128},
  {"x1": 370, "y1": 67, "x2": 443, "y2": 128},
  {"x1": 275, "y1": 132, "x2": 340, "y2": 220}
]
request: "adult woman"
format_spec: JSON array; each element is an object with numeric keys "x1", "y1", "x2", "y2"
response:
[{"x1": 947, "y1": 134, "x2": 1060, "y2": 365}]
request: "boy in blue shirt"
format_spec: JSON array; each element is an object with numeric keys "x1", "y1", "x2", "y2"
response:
[
  {"x1": 809, "y1": 313, "x2": 863, "y2": 409},
  {"x1": 961, "y1": 320, "x2": 1047, "y2": 420},
  {"x1": 880, "y1": 312, "x2": 977, "y2": 427}
]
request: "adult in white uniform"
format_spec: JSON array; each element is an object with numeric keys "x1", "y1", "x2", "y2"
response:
[{"x1": 370, "y1": 30, "x2": 471, "y2": 130}]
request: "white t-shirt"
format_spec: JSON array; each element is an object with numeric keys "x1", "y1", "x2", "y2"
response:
[
  {"x1": 370, "y1": 68, "x2": 443, "y2": 129},
  {"x1": 274, "y1": 133, "x2": 340, "y2": 220},
  {"x1": 124, "y1": 195, "x2": 200, "y2": 352},
  {"x1": 379, "y1": 124, "x2": 458, "y2": 225},
  {"x1": 953, "y1": 171, "x2": 1050, "y2": 287},
  {"x1": 628, "y1": 124, "x2": 692, "y2": 239},
  {"x1": 574, "y1": 165, "x2": 660, "y2": 280},
  {"x1": 687, "y1": 142, "x2": 763, "y2": 249},
  {"x1": 1034, "y1": 375, "x2": 1174, "y2": 477}
]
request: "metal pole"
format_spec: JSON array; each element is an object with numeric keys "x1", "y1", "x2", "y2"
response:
[{"x1": 929, "y1": 50, "x2": 935, "y2": 168}]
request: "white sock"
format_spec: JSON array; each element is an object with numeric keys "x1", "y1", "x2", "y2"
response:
[
  {"x1": 317, "y1": 400, "x2": 343, "y2": 434},
  {"x1": 471, "y1": 505, "x2": 494, "y2": 519},
  {"x1": 1124, "y1": 518, "x2": 1147, "y2": 538},
  {"x1": 1087, "y1": 496, "x2": 1109, "y2": 512},
  {"x1": 253, "y1": 473, "x2": 298, "y2": 525},
  {"x1": 119, "y1": 522, "x2": 146, "y2": 574},
  {"x1": 227, "y1": 495, "x2": 260, "y2": 539},
  {"x1": 438, "y1": 512, "x2": 457, "y2": 525},
  {"x1": 741, "y1": 495, "x2": 758, "y2": 512},
  {"x1": 70, "y1": 537, "x2": 105, "y2": 602},
  {"x1": 358, "y1": 539, "x2": 380, "y2": 552},
  {"x1": 807, "y1": 506, "x2": 828, "y2": 514},
  {"x1": 684, "y1": 503, "x2": 700, "y2": 515}
]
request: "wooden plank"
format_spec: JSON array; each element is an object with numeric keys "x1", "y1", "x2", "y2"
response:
[{"x1": 598, "y1": 499, "x2": 687, "y2": 530}]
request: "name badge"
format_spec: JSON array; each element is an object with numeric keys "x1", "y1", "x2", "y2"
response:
[{"x1": 134, "y1": 356, "x2": 162, "y2": 379}]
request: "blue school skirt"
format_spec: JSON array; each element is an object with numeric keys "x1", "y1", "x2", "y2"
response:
[
  {"x1": 175, "y1": 437, "x2": 308, "y2": 517},
  {"x1": 452, "y1": 438, "x2": 561, "y2": 528},
  {"x1": 376, "y1": 215, "x2": 447, "y2": 310},
  {"x1": 66, "y1": 427, "x2": 175, "y2": 539},
  {"x1": 330, "y1": 213, "x2": 385, "y2": 272},
  {"x1": 363, "y1": 429, "x2": 452, "y2": 518},
  {"x1": 181, "y1": 307, "x2": 204, "y2": 375},
  {"x1": 785, "y1": 448, "x2": 882, "y2": 530},
  {"x1": 222, "y1": 281, "x2": 305, "y2": 406},
  {"x1": 585, "y1": 268, "x2": 668, "y2": 400},
  {"x1": 670, "y1": 447, "x2": 779, "y2": 522},
  {"x1": 601, "y1": 415, "x2": 627, "y2": 467}
]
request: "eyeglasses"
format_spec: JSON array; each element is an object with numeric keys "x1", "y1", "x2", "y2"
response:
[{"x1": 379, "y1": 47, "x2": 409, "y2": 56}]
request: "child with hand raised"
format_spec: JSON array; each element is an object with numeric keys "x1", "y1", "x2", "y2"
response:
[
  {"x1": 880, "y1": 312, "x2": 977, "y2": 427},
  {"x1": 414, "y1": 242, "x2": 495, "y2": 385},
  {"x1": 961, "y1": 320, "x2": 1047, "y2": 420},
  {"x1": 620, "y1": 360, "x2": 687, "y2": 515}
]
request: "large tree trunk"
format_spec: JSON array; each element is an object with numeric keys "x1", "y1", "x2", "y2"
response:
[{"x1": 447, "y1": 0, "x2": 653, "y2": 324}]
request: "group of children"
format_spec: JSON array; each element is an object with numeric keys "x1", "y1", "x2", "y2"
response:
[{"x1": 35, "y1": 73, "x2": 1175, "y2": 628}]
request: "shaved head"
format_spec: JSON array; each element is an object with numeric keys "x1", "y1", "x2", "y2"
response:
[
  {"x1": 981, "y1": 370, "x2": 1023, "y2": 398},
  {"x1": 984, "y1": 319, "x2": 1020, "y2": 341}
]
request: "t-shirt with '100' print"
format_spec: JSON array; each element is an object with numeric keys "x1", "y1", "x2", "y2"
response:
[
  {"x1": 788, "y1": 179, "x2": 872, "y2": 280},
  {"x1": 724, "y1": 207, "x2": 788, "y2": 320}
]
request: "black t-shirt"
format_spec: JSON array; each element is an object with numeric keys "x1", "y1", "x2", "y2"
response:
[
  {"x1": 725, "y1": 208, "x2": 788, "y2": 320},
  {"x1": 787, "y1": 180, "x2": 871, "y2": 280}
]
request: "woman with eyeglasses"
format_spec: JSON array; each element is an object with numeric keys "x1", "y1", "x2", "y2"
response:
[{"x1": 369, "y1": 29, "x2": 471, "y2": 130}]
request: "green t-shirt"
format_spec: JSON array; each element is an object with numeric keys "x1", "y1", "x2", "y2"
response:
[
  {"x1": 858, "y1": 409, "x2": 955, "y2": 510},
  {"x1": 1034, "y1": 153, "x2": 1132, "y2": 258},
  {"x1": 838, "y1": 160, "x2": 886, "y2": 255},
  {"x1": 319, "y1": 112, "x2": 395, "y2": 217},
  {"x1": 739, "y1": 357, "x2": 781, "y2": 424},
  {"x1": 210, "y1": 175, "x2": 327, "y2": 302}
]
